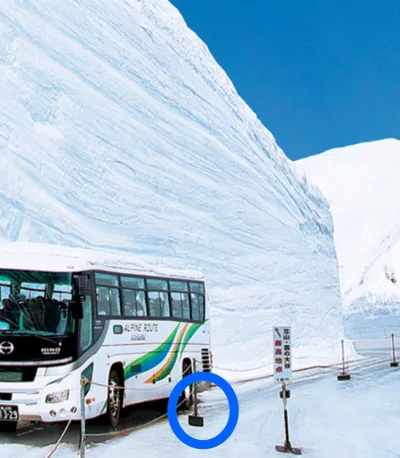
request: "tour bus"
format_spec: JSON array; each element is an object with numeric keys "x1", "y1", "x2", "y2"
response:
[{"x1": 0, "y1": 243, "x2": 211, "y2": 432}]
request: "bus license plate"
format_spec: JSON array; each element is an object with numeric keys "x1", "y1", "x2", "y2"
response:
[{"x1": 0, "y1": 405, "x2": 19, "y2": 421}]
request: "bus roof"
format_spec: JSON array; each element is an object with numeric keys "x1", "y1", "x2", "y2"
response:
[{"x1": 0, "y1": 243, "x2": 204, "y2": 281}]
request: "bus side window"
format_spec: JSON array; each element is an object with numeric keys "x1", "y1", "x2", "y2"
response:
[
  {"x1": 96, "y1": 286, "x2": 121, "y2": 316},
  {"x1": 198, "y1": 295, "x2": 205, "y2": 321},
  {"x1": 190, "y1": 293, "x2": 200, "y2": 321},
  {"x1": 190, "y1": 293, "x2": 205, "y2": 321},
  {"x1": 182, "y1": 293, "x2": 190, "y2": 319},
  {"x1": 80, "y1": 296, "x2": 93, "y2": 351},
  {"x1": 95, "y1": 273, "x2": 121, "y2": 316},
  {"x1": 189, "y1": 282, "x2": 205, "y2": 322},
  {"x1": 171, "y1": 292, "x2": 182, "y2": 318},
  {"x1": 135, "y1": 291, "x2": 146, "y2": 316},
  {"x1": 123, "y1": 289, "x2": 135, "y2": 316},
  {"x1": 148, "y1": 291, "x2": 160, "y2": 317},
  {"x1": 159, "y1": 292, "x2": 169, "y2": 317},
  {"x1": 97, "y1": 287, "x2": 110, "y2": 315},
  {"x1": 123, "y1": 289, "x2": 146, "y2": 317},
  {"x1": 95, "y1": 273, "x2": 119, "y2": 287},
  {"x1": 169, "y1": 281, "x2": 189, "y2": 320},
  {"x1": 148, "y1": 291, "x2": 169, "y2": 318},
  {"x1": 109, "y1": 288, "x2": 121, "y2": 315},
  {"x1": 171, "y1": 292, "x2": 190, "y2": 319},
  {"x1": 147, "y1": 279, "x2": 170, "y2": 318}
]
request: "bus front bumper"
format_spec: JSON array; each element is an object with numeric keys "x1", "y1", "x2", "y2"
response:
[{"x1": 0, "y1": 386, "x2": 80, "y2": 424}]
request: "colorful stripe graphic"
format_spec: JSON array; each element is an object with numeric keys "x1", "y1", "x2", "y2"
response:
[
  {"x1": 119, "y1": 320, "x2": 207, "y2": 389},
  {"x1": 123, "y1": 324, "x2": 180, "y2": 381},
  {"x1": 144, "y1": 323, "x2": 189, "y2": 383},
  {"x1": 178, "y1": 322, "x2": 203, "y2": 359}
]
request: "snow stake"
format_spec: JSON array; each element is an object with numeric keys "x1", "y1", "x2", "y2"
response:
[
  {"x1": 275, "y1": 382, "x2": 302, "y2": 455},
  {"x1": 79, "y1": 378, "x2": 86, "y2": 457},
  {"x1": 337, "y1": 339, "x2": 351, "y2": 381},
  {"x1": 390, "y1": 333, "x2": 399, "y2": 367},
  {"x1": 188, "y1": 359, "x2": 204, "y2": 427}
]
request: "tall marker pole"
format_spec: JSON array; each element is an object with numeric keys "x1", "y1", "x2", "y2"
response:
[
  {"x1": 281, "y1": 382, "x2": 292, "y2": 451},
  {"x1": 390, "y1": 333, "x2": 399, "y2": 367},
  {"x1": 189, "y1": 358, "x2": 204, "y2": 427},
  {"x1": 337, "y1": 339, "x2": 350, "y2": 381},
  {"x1": 273, "y1": 326, "x2": 301, "y2": 455}
]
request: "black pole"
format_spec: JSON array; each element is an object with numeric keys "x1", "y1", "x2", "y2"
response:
[
  {"x1": 341, "y1": 339, "x2": 345, "y2": 374},
  {"x1": 193, "y1": 359, "x2": 198, "y2": 417},
  {"x1": 282, "y1": 383, "x2": 292, "y2": 451},
  {"x1": 188, "y1": 358, "x2": 204, "y2": 427},
  {"x1": 284, "y1": 408, "x2": 291, "y2": 449},
  {"x1": 392, "y1": 333, "x2": 396, "y2": 363}
]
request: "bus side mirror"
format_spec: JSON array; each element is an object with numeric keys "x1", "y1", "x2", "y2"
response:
[{"x1": 70, "y1": 295, "x2": 84, "y2": 320}]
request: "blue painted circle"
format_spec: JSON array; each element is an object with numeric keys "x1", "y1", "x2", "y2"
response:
[{"x1": 167, "y1": 371, "x2": 239, "y2": 449}]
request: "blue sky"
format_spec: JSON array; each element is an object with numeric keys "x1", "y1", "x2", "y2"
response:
[{"x1": 170, "y1": 0, "x2": 400, "y2": 160}]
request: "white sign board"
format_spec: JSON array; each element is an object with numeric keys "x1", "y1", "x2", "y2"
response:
[{"x1": 273, "y1": 326, "x2": 292, "y2": 384}]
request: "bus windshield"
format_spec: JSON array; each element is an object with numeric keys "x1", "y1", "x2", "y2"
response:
[{"x1": 0, "y1": 270, "x2": 75, "y2": 336}]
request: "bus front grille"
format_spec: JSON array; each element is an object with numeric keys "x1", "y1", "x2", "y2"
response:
[
  {"x1": 201, "y1": 348, "x2": 212, "y2": 372},
  {"x1": 0, "y1": 367, "x2": 37, "y2": 383}
]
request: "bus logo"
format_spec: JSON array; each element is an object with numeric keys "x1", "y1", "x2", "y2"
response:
[{"x1": 0, "y1": 341, "x2": 14, "y2": 355}]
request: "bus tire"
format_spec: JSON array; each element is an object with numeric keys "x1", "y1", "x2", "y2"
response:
[
  {"x1": 106, "y1": 368, "x2": 123, "y2": 430},
  {"x1": 178, "y1": 360, "x2": 193, "y2": 412},
  {"x1": 0, "y1": 421, "x2": 17, "y2": 433}
]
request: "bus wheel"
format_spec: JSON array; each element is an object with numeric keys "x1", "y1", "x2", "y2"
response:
[
  {"x1": 178, "y1": 361, "x2": 193, "y2": 411},
  {"x1": 0, "y1": 421, "x2": 17, "y2": 433},
  {"x1": 106, "y1": 369, "x2": 123, "y2": 430}
]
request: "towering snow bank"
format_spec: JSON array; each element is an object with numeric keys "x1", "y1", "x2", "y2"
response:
[
  {"x1": 0, "y1": 0, "x2": 342, "y2": 366},
  {"x1": 296, "y1": 139, "x2": 400, "y2": 323}
]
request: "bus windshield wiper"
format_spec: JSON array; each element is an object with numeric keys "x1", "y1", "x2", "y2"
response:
[{"x1": 30, "y1": 334, "x2": 61, "y2": 346}]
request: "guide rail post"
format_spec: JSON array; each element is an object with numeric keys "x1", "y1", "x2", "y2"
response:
[
  {"x1": 282, "y1": 383, "x2": 291, "y2": 450},
  {"x1": 188, "y1": 358, "x2": 204, "y2": 427},
  {"x1": 337, "y1": 339, "x2": 351, "y2": 381},
  {"x1": 390, "y1": 333, "x2": 399, "y2": 367},
  {"x1": 79, "y1": 378, "x2": 86, "y2": 457}
]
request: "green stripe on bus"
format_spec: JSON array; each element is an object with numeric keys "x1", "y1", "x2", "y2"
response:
[
  {"x1": 152, "y1": 351, "x2": 179, "y2": 382},
  {"x1": 150, "y1": 325, "x2": 189, "y2": 382},
  {"x1": 100, "y1": 399, "x2": 108, "y2": 414},
  {"x1": 124, "y1": 324, "x2": 180, "y2": 380},
  {"x1": 178, "y1": 322, "x2": 203, "y2": 359}
]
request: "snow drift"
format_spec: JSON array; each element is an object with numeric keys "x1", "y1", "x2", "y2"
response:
[{"x1": 0, "y1": 0, "x2": 343, "y2": 367}]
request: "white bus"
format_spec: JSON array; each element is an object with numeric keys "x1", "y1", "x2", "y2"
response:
[{"x1": 0, "y1": 243, "x2": 211, "y2": 432}]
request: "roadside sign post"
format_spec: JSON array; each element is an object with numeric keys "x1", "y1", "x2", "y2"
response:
[
  {"x1": 337, "y1": 339, "x2": 351, "y2": 381},
  {"x1": 188, "y1": 359, "x2": 204, "y2": 427},
  {"x1": 390, "y1": 333, "x2": 399, "y2": 367},
  {"x1": 273, "y1": 326, "x2": 302, "y2": 455}
]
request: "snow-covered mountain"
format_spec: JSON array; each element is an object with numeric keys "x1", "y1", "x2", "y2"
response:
[
  {"x1": 296, "y1": 139, "x2": 400, "y2": 325},
  {"x1": 0, "y1": 0, "x2": 343, "y2": 366}
]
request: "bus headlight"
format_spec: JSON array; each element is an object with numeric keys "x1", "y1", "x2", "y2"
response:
[{"x1": 45, "y1": 390, "x2": 70, "y2": 403}]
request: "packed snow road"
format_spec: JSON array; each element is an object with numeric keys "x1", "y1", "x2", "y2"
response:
[{"x1": 0, "y1": 358, "x2": 397, "y2": 458}]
